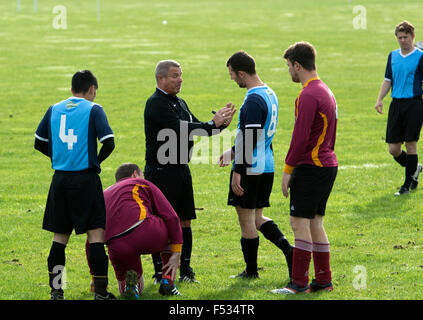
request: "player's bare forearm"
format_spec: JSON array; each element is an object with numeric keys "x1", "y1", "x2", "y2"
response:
[
  {"x1": 375, "y1": 80, "x2": 392, "y2": 114},
  {"x1": 218, "y1": 148, "x2": 234, "y2": 167},
  {"x1": 282, "y1": 172, "x2": 291, "y2": 198}
]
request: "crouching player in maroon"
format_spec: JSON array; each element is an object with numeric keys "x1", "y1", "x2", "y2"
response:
[
  {"x1": 87, "y1": 163, "x2": 183, "y2": 298},
  {"x1": 272, "y1": 42, "x2": 338, "y2": 295}
]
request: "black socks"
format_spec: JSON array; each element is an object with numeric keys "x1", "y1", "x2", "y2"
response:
[
  {"x1": 394, "y1": 151, "x2": 418, "y2": 189},
  {"x1": 48, "y1": 241, "x2": 66, "y2": 292},
  {"x1": 152, "y1": 252, "x2": 163, "y2": 279},
  {"x1": 88, "y1": 242, "x2": 109, "y2": 296},
  {"x1": 259, "y1": 220, "x2": 292, "y2": 256},
  {"x1": 405, "y1": 154, "x2": 418, "y2": 188},
  {"x1": 240, "y1": 237, "x2": 259, "y2": 275},
  {"x1": 394, "y1": 150, "x2": 407, "y2": 167},
  {"x1": 152, "y1": 227, "x2": 194, "y2": 277},
  {"x1": 180, "y1": 227, "x2": 193, "y2": 275}
]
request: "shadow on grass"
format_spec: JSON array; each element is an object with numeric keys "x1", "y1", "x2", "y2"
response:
[{"x1": 351, "y1": 191, "x2": 415, "y2": 221}]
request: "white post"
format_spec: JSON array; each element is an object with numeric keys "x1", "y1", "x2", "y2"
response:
[{"x1": 97, "y1": 0, "x2": 101, "y2": 21}]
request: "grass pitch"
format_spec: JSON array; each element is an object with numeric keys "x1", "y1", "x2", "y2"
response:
[{"x1": 1, "y1": 0, "x2": 423, "y2": 301}]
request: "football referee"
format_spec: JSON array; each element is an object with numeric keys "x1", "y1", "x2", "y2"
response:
[
  {"x1": 375, "y1": 21, "x2": 423, "y2": 196},
  {"x1": 34, "y1": 70, "x2": 116, "y2": 300},
  {"x1": 144, "y1": 60, "x2": 235, "y2": 283}
]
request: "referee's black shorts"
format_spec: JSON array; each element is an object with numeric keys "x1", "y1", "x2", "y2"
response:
[
  {"x1": 227, "y1": 170, "x2": 274, "y2": 209},
  {"x1": 43, "y1": 170, "x2": 106, "y2": 235},
  {"x1": 289, "y1": 164, "x2": 337, "y2": 219},
  {"x1": 386, "y1": 96, "x2": 423, "y2": 143},
  {"x1": 144, "y1": 163, "x2": 196, "y2": 221}
]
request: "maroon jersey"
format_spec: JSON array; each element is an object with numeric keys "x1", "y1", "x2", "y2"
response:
[
  {"x1": 284, "y1": 78, "x2": 338, "y2": 174},
  {"x1": 103, "y1": 177, "x2": 182, "y2": 252}
]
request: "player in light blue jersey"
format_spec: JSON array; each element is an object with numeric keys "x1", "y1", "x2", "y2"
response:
[
  {"x1": 375, "y1": 21, "x2": 423, "y2": 196},
  {"x1": 233, "y1": 85, "x2": 278, "y2": 175},
  {"x1": 34, "y1": 70, "x2": 116, "y2": 300},
  {"x1": 219, "y1": 51, "x2": 293, "y2": 280}
]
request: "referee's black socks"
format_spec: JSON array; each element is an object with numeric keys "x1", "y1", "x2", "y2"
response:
[
  {"x1": 152, "y1": 252, "x2": 163, "y2": 280},
  {"x1": 180, "y1": 227, "x2": 193, "y2": 275}
]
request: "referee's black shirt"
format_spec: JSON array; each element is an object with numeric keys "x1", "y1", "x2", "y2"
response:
[{"x1": 144, "y1": 88, "x2": 220, "y2": 165}]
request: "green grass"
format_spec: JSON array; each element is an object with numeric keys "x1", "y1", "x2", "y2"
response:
[{"x1": 1, "y1": 0, "x2": 423, "y2": 300}]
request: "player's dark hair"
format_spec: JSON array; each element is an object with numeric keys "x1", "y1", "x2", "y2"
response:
[
  {"x1": 71, "y1": 70, "x2": 98, "y2": 94},
  {"x1": 395, "y1": 21, "x2": 414, "y2": 36},
  {"x1": 283, "y1": 42, "x2": 317, "y2": 71},
  {"x1": 115, "y1": 163, "x2": 141, "y2": 182},
  {"x1": 226, "y1": 51, "x2": 256, "y2": 75}
]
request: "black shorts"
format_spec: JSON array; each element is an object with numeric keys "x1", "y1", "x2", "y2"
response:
[
  {"x1": 386, "y1": 97, "x2": 423, "y2": 143},
  {"x1": 227, "y1": 171, "x2": 274, "y2": 209},
  {"x1": 289, "y1": 165, "x2": 337, "y2": 219},
  {"x1": 43, "y1": 170, "x2": 106, "y2": 235},
  {"x1": 144, "y1": 163, "x2": 196, "y2": 221}
]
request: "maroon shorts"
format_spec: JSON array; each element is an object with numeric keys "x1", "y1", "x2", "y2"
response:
[{"x1": 107, "y1": 215, "x2": 170, "y2": 281}]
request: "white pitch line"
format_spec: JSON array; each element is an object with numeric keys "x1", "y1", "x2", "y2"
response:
[{"x1": 338, "y1": 163, "x2": 390, "y2": 170}]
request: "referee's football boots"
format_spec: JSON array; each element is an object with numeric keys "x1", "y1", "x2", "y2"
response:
[
  {"x1": 179, "y1": 267, "x2": 200, "y2": 283},
  {"x1": 94, "y1": 291, "x2": 117, "y2": 300},
  {"x1": 229, "y1": 270, "x2": 259, "y2": 279}
]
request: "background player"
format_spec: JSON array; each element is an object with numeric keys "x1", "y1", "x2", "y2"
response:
[
  {"x1": 87, "y1": 163, "x2": 183, "y2": 298},
  {"x1": 219, "y1": 51, "x2": 293, "y2": 281},
  {"x1": 375, "y1": 21, "x2": 423, "y2": 196},
  {"x1": 34, "y1": 70, "x2": 116, "y2": 300},
  {"x1": 272, "y1": 42, "x2": 338, "y2": 294}
]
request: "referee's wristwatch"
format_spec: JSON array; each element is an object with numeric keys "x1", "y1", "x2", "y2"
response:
[{"x1": 208, "y1": 119, "x2": 227, "y2": 129}]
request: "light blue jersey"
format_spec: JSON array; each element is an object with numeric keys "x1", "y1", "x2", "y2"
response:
[
  {"x1": 385, "y1": 48, "x2": 423, "y2": 98},
  {"x1": 233, "y1": 85, "x2": 278, "y2": 174},
  {"x1": 35, "y1": 97, "x2": 114, "y2": 172}
]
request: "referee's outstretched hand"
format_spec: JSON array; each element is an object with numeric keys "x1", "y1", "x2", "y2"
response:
[{"x1": 213, "y1": 103, "x2": 236, "y2": 128}]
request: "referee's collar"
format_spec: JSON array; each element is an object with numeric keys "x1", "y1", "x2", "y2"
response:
[
  {"x1": 156, "y1": 87, "x2": 169, "y2": 95},
  {"x1": 155, "y1": 87, "x2": 179, "y2": 101}
]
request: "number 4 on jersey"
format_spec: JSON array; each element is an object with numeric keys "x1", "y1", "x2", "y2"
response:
[{"x1": 59, "y1": 115, "x2": 77, "y2": 150}]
